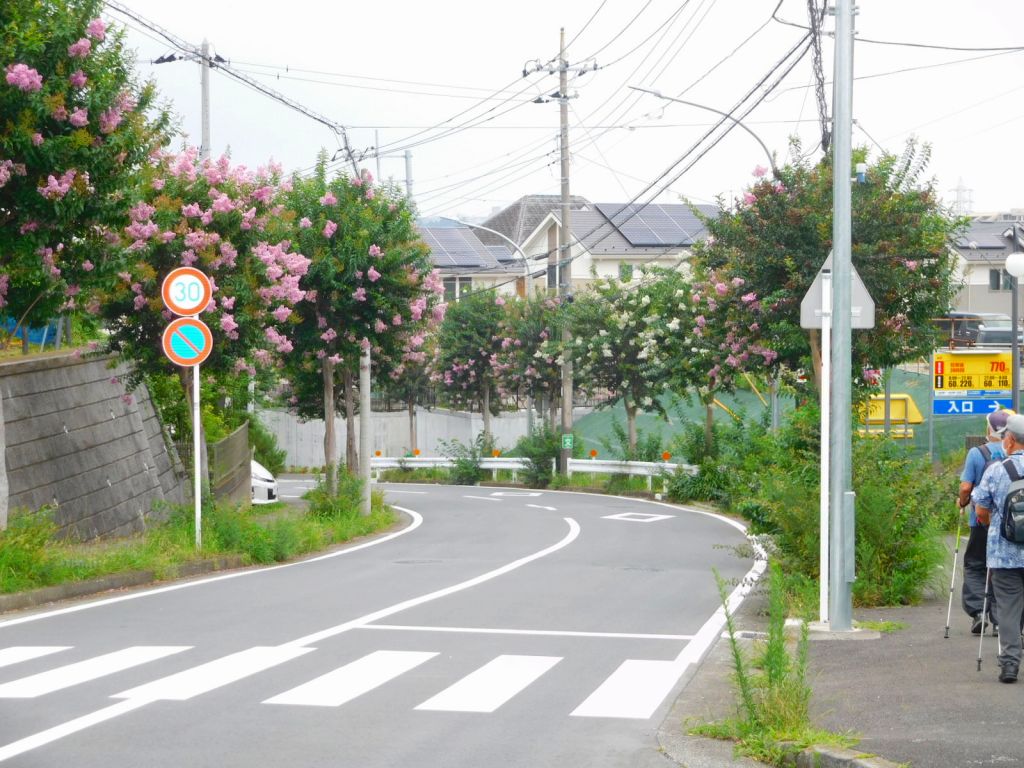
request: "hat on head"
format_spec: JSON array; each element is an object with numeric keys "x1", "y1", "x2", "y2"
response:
[
  {"x1": 989, "y1": 409, "x2": 1013, "y2": 436},
  {"x1": 1004, "y1": 413, "x2": 1024, "y2": 440}
]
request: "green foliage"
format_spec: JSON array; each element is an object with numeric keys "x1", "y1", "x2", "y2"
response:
[
  {"x1": 305, "y1": 471, "x2": 364, "y2": 520},
  {"x1": 439, "y1": 431, "x2": 494, "y2": 485},
  {"x1": 509, "y1": 423, "x2": 560, "y2": 488},
  {"x1": 434, "y1": 289, "x2": 505, "y2": 412},
  {"x1": 249, "y1": 416, "x2": 286, "y2": 476},
  {"x1": 0, "y1": 508, "x2": 60, "y2": 592},
  {"x1": 601, "y1": 419, "x2": 664, "y2": 461}
]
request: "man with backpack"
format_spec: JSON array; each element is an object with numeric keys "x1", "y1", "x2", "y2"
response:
[
  {"x1": 973, "y1": 413, "x2": 1024, "y2": 683},
  {"x1": 959, "y1": 409, "x2": 1014, "y2": 633}
]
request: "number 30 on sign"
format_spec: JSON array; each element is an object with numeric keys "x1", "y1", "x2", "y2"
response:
[{"x1": 161, "y1": 267, "x2": 212, "y2": 316}]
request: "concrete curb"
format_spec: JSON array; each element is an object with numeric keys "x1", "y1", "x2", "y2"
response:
[
  {"x1": 784, "y1": 746, "x2": 905, "y2": 768},
  {"x1": 0, "y1": 555, "x2": 245, "y2": 614}
]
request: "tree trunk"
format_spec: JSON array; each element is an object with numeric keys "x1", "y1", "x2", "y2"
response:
[
  {"x1": 482, "y1": 386, "x2": 492, "y2": 444},
  {"x1": 547, "y1": 394, "x2": 558, "y2": 429},
  {"x1": 408, "y1": 399, "x2": 417, "y2": 454},
  {"x1": 625, "y1": 399, "x2": 638, "y2": 457},
  {"x1": 322, "y1": 358, "x2": 336, "y2": 495},
  {"x1": 63, "y1": 315, "x2": 72, "y2": 346},
  {"x1": 809, "y1": 329, "x2": 822, "y2": 396},
  {"x1": 0, "y1": 386, "x2": 8, "y2": 530},
  {"x1": 344, "y1": 367, "x2": 358, "y2": 475},
  {"x1": 21, "y1": 332, "x2": 28, "y2": 355}
]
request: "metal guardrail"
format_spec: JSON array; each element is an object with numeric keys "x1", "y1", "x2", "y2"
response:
[
  {"x1": 369, "y1": 456, "x2": 696, "y2": 490},
  {"x1": 210, "y1": 422, "x2": 250, "y2": 505}
]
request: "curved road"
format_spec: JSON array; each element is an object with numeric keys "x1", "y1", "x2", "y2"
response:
[{"x1": 0, "y1": 484, "x2": 760, "y2": 767}]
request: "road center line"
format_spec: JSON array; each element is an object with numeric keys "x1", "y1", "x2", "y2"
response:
[
  {"x1": 526, "y1": 504, "x2": 557, "y2": 511},
  {"x1": 463, "y1": 495, "x2": 501, "y2": 502},
  {"x1": 280, "y1": 517, "x2": 580, "y2": 648},
  {"x1": 358, "y1": 624, "x2": 693, "y2": 641}
]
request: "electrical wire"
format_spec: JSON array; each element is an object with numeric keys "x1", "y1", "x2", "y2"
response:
[{"x1": 563, "y1": 0, "x2": 609, "y2": 55}]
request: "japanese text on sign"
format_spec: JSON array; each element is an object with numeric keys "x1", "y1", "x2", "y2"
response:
[{"x1": 933, "y1": 352, "x2": 1012, "y2": 392}]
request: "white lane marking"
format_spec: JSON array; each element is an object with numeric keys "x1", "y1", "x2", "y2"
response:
[
  {"x1": 281, "y1": 517, "x2": 580, "y2": 648},
  {"x1": 114, "y1": 647, "x2": 312, "y2": 701},
  {"x1": 0, "y1": 647, "x2": 69, "y2": 669},
  {"x1": 383, "y1": 490, "x2": 428, "y2": 495},
  {"x1": 0, "y1": 647, "x2": 190, "y2": 699},
  {"x1": 416, "y1": 655, "x2": 561, "y2": 713},
  {"x1": 360, "y1": 625, "x2": 693, "y2": 641},
  {"x1": 0, "y1": 699, "x2": 148, "y2": 763},
  {"x1": 571, "y1": 659, "x2": 683, "y2": 719},
  {"x1": 602, "y1": 512, "x2": 675, "y2": 523},
  {"x1": 264, "y1": 651, "x2": 437, "y2": 707},
  {"x1": 490, "y1": 491, "x2": 541, "y2": 497},
  {"x1": 526, "y1": 504, "x2": 557, "y2": 511},
  {"x1": 0, "y1": 509, "x2": 423, "y2": 631},
  {"x1": 463, "y1": 495, "x2": 500, "y2": 502}
]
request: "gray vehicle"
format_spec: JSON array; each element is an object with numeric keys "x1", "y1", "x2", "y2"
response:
[{"x1": 934, "y1": 312, "x2": 1022, "y2": 348}]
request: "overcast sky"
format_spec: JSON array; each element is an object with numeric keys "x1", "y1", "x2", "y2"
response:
[{"x1": 109, "y1": 0, "x2": 1024, "y2": 222}]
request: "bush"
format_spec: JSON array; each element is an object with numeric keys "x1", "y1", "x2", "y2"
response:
[
  {"x1": 600, "y1": 419, "x2": 664, "y2": 462},
  {"x1": 0, "y1": 508, "x2": 61, "y2": 592},
  {"x1": 510, "y1": 423, "x2": 560, "y2": 488},
  {"x1": 439, "y1": 432, "x2": 494, "y2": 485},
  {"x1": 306, "y1": 471, "x2": 363, "y2": 519},
  {"x1": 249, "y1": 417, "x2": 287, "y2": 476}
]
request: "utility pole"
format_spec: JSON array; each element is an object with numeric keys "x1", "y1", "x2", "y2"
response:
[
  {"x1": 360, "y1": 346, "x2": 372, "y2": 516},
  {"x1": 405, "y1": 150, "x2": 414, "y2": 199},
  {"x1": 199, "y1": 39, "x2": 211, "y2": 160},
  {"x1": 558, "y1": 27, "x2": 574, "y2": 475},
  {"x1": 828, "y1": 0, "x2": 855, "y2": 631}
]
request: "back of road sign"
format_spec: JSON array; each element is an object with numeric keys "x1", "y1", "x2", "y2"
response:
[{"x1": 799, "y1": 252, "x2": 875, "y2": 329}]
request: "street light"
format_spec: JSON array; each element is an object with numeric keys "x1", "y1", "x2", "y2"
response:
[
  {"x1": 439, "y1": 217, "x2": 535, "y2": 296},
  {"x1": 1004, "y1": 225, "x2": 1024, "y2": 412},
  {"x1": 628, "y1": 86, "x2": 778, "y2": 176}
]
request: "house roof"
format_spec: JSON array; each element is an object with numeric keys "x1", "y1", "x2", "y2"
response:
[
  {"x1": 478, "y1": 194, "x2": 592, "y2": 247},
  {"x1": 594, "y1": 202, "x2": 717, "y2": 247},
  {"x1": 417, "y1": 226, "x2": 519, "y2": 274},
  {"x1": 954, "y1": 219, "x2": 1023, "y2": 262}
]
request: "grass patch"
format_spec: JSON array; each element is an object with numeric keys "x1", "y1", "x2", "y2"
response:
[
  {"x1": 0, "y1": 478, "x2": 394, "y2": 594},
  {"x1": 854, "y1": 620, "x2": 906, "y2": 633},
  {"x1": 689, "y1": 562, "x2": 856, "y2": 766}
]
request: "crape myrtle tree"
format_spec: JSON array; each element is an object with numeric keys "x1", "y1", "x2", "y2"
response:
[
  {"x1": 689, "y1": 141, "x2": 962, "y2": 396},
  {"x1": 432, "y1": 289, "x2": 506, "y2": 442},
  {"x1": 563, "y1": 274, "x2": 676, "y2": 455},
  {"x1": 100, "y1": 148, "x2": 310, "y2": 483},
  {"x1": 645, "y1": 266, "x2": 777, "y2": 451},
  {"x1": 284, "y1": 160, "x2": 440, "y2": 493},
  {"x1": 1, "y1": 1, "x2": 171, "y2": 349},
  {"x1": 375, "y1": 332, "x2": 436, "y2": 456},
  {"x1": 491, "y1": 293, "x2": 563, "y2": 427}
]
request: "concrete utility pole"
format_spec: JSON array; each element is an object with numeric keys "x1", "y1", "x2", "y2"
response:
[
  {"x1": 828, "y1": 0, "x2": 855, "y2": 631},
  {"x1": 558, "y1": 27, "x2": 574, "y2": 474},
  {"x1": 360, "y1": 347, "x2": 372, "y2": 516},
  {"x1": 200, "y1": 39, "x2": 211, "y2": 160}
]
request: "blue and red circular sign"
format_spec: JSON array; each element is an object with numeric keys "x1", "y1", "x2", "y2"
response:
[{"x1": 162, "y1": 317, "x2": 213, "y2": 367}]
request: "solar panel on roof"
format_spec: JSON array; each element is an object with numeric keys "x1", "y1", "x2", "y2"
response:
[
  {"x1": 419, "y1": 228, "x2": 499, "y2": 269},
  {"x1": 594, "y1": 203, "x2": 708, "y2": 247}
]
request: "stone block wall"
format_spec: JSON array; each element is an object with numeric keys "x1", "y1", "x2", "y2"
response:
[{"x1": 1, "y1": 353, "x2": 188, "y2": 539}]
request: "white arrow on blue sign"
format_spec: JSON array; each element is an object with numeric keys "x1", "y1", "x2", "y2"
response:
[{"x1": 932, "y1": 397, "x2": 1013, "y2": 416}]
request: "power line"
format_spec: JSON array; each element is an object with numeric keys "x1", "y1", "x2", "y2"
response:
[{"x1": 563, "y1": 0, "x2": 609, "y2": 55}]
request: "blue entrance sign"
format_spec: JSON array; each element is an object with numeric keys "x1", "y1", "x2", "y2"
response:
[{"x1": 932, "y1": 397, "x2": 1013, "y2": 416}]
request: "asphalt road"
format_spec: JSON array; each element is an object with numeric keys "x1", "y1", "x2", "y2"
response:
[{"x1": 0, "y1": 484, "x2": 757, "y2": 768}]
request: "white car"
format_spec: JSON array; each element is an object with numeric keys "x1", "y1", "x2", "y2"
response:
[{"x1": 251, "y1": 460, "x2": 279, "y2": 504}]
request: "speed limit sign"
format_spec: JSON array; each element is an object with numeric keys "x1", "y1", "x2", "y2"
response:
[{"x1": 161, "y1": 267, "x2": 212, "y2": 316}]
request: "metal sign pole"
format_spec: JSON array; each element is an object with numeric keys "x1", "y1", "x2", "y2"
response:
[
  {"x1": 819, "y1": 271, "x2": 831, "y2": 625},
  {"x1": 193, "y1": 361, "x2": 202, "y2": 549}
]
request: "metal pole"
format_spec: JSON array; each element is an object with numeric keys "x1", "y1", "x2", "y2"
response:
[
  {"x1": 200, "y1": 39, "x2": 211, "y2": 161},
  {"x1": 404, "y1": 150, "x2": 413, "y2": 200},
  {"x1": 928, "y1": 352, "x2": 935, "y2": 460},
  {"x1": 819, "y1": 271, "x2": 831, "y2": 625},
  {"x1": 883, "y1": 370, "x2": 891, "y2": 434},
  {"x1": 828, "y1": 0, "x2": 854, "y2": 631},
  {"x1": 558, "y1": 27, "x2": 574, "y2": 474},
  {"x1": 375, "y1": 129, "x2": 382, "y2": 184},
  {"x1": 193, "y1": 362, "x2": 202, "y2": 548},
  {"x1": 359, "y1": 347, "x2": 372, "y2": 516}
]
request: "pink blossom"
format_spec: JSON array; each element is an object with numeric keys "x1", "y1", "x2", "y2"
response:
[
  {"x1": 52, "y1": 105, "x2": 68, "y2": 121},
  {"x1": 742, "y1": 192, "x2": 757, "y2": 206},
  {"x1": 5, "y1": 63, "x2": 43, "y2": 92},
  {"x1": 368, "y1": 244, "x2": 382, "y2": 257},
  {"x1": 320, "y1": 191, "x2": 337, "y2": 206},
  {"x1": 374, "y1": 318, "x2": 388, "y2": 333},
  {"x1": 211, "y1": 194, "x2": 235, "y2": 213},
  {"x1": 772, "y1": 181, "x2": 786, "y2": 194},
  {"x1": 67, "y1": 38, "x2": 92, "y2": 58},
  {"x1": 741, "y1": 292, "x2": 757, "y2": 303},
  {"x1": 38, "y1": 169, "x2": 78, "y2": 200},
  {"x1": 133, "y1": 294, "x2": 147, "y2": 310},
  {"x1": 323, "y1": 220, "x2": 337, "y2": 238},
  {"x1": 219, "y1": 314, "x2": 239, "y2": 339},
  {"x1": 433, "y1": 303, "x2": 447, "y2": 322},
  {"x1": 495, "y1": 296, "x2": 505, "y2": 306},
  {"x1": 714, "y1": 282, "x2": 728, "y2": 296},
  {"x1": 86, "y1": 18, "x2": 107, "y2": 41},
  {"x1": 152, "y1": 178, "x2": 165, "y2": 190},
  {"x1": 221, "y1": 295, "x2": 236, "y2": 310},
  {"x1": 321, "y1": 327, "x2": 338, "y2": 342},
  {"x1": 82, "y1": 260, "x2": 94, "y2": 272},
  {"x1": 352, "y1": 286, "x2": 367, "y2": 302},
  {"x1": 181, "y1": 202, "x2": 202, "y2": 217},
  {"x1": 367, "y1": 266, "x2": 381, "y2": 282},
  {"x1": 98, "y1": 107, "x2": 123, "y2": 134},
  {"x1": 19, "y1": 220, "x2": 38, "y2": 234},
  {"x1": 365, "y1": 188, "x2": 375, "y2": 200},
  {"x1": 355, "y1": 270, "x2": 363, "y2": 280},
  {"x1": 732, "y1": 276, "x2": 745, "y2": 287},
  {"x1": 696, "y1": 315, "x2": 706, "y2": 328},
  {"x1": 392, "y1": 315, "x2": 402, "y2": 326},
  {"x1": 130, "y1": 202, "x2": 155, "y2": 221},
  {"x1": 299, "y1": 217, "x2": 312, "y2": 229},
  {"x1": 905, "y1": 260, "x2": 918, "y2": 271},
  {"x1": 69, "y1": 69, "x2": 87, "y2": 88},
  {"x1": 359, "y1": 337, "x2": 371, "y2": 351},
  {"x1": 32, "y1": 132, "x2": 43, "y2": 146},
  {"x1": 752, "y1": 165, "x2": 768, "y2": 178}
]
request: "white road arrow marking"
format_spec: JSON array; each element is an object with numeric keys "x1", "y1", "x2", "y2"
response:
[{"x1": 526, "y1": 504, "x2": 557, "y2": 511}]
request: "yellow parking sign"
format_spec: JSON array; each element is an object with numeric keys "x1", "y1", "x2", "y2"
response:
[{"x1": 933, "y1": 351, "x2": 1012, "y2": 392}]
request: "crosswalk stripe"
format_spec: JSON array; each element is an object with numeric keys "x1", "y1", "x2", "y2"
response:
[
  {"x1": 416, "y1": 654, "x2": 562, "y2": 713},
  {"x1": 570, "y1": 658, "x2": 687, "y2": 719},
  {"x1": 264, "y1": 650, "x2": 437, "y2": 707},
  {"x1": 0, "y1": 647, "x2": 190, "y2": 699},
  {"x1": 0, "y1": 647, "x2": 70, "y2": 669},
  {"x1": 113, "y1": 646, "x2": 312, "y2": 701}
]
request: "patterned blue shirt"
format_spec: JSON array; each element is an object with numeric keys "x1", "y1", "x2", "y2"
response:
[{"x1": 972, "y1": 451, "x2": 1024, "y2": 569}]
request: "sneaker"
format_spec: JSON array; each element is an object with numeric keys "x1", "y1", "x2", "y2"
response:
[
  {"x1": 1000, "y1": 663, "x2": 1019, "y2": 684},
  {"x1": 972, "y1": 614, "x2": 984, "y2": 634}
]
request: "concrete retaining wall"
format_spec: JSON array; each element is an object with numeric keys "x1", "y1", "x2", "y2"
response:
[{"x1": 1, "y1": 353, "x2": 188, "y2": 540}]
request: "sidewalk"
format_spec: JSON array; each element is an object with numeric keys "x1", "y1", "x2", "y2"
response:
[{"x1": 659, "y1": 557, "x2": 1021, "y2": 767}]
